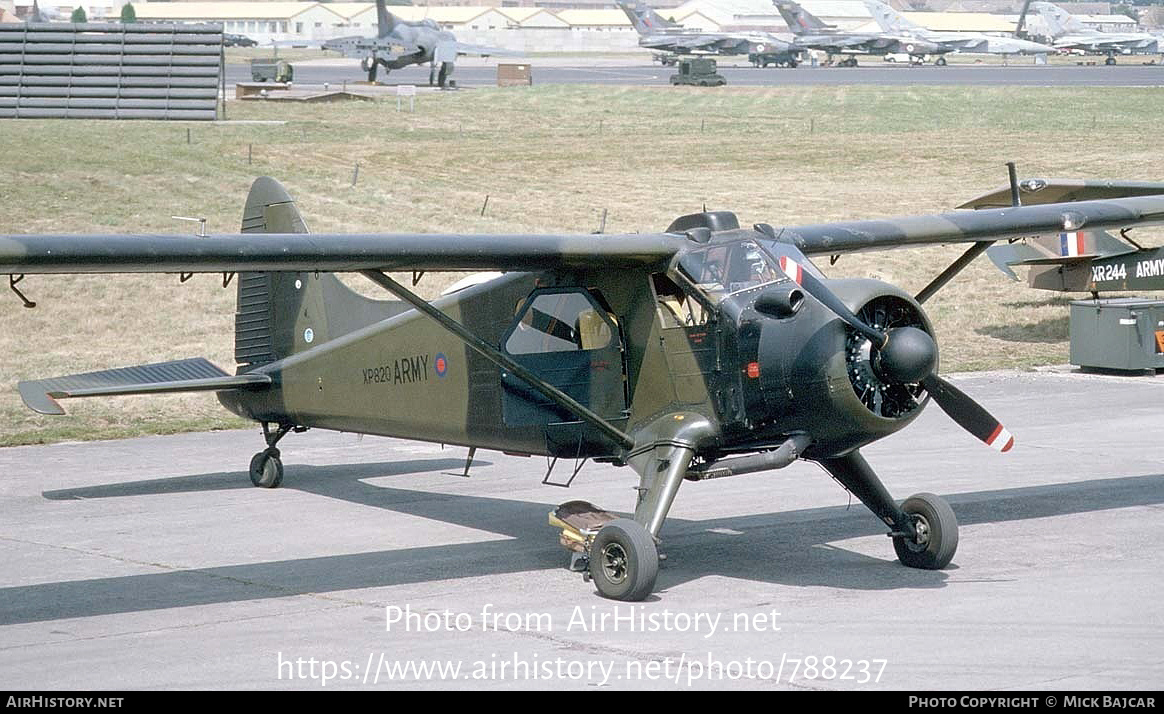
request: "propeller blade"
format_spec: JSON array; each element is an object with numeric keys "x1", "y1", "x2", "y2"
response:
[
  {"x1": 779, "y1": 257, "x2": 885, "y2": 345},
  {"x1": 920, "y1": 374, "x2": 1013, "y2": 452}
]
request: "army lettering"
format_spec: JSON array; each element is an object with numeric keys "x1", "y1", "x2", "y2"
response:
[
  {"x1": 363, "y1": 354, "x2": 430, "y2": 386},
  {"x1": 1134, "y1": 257, "x2": 1164, "y2": 280}
]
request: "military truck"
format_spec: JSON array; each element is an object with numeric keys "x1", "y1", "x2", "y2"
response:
[
  {"x1": 250, "y1": 58, "x2": 294, "y2": 83},
  {"x1": 669, "y1": 57, "x2": 725, "y2": 86}
]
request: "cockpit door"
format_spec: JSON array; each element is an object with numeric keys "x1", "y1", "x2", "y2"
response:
[{"x1": 500, "y1": 288, "x2": 627, "y2": 428}]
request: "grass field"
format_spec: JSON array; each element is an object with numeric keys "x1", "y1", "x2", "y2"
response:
[{"x1": 1, "y1": 84, "x2": 1161, "y2": 446}]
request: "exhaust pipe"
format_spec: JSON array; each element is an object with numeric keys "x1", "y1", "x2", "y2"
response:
[{"x1": 686, "y1": 433, "x2": 812, "y2": 481}]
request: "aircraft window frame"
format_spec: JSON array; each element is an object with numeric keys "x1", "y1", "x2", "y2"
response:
[
  {"x1": 676, "y1": 240, "x2": 783, "y2": 304},
  {"x1": 652, "y1": 273, "x2": 712, "y2": 329},
  {"x1": 503, "y1": 288, "x2": 618, "y2": 356}
]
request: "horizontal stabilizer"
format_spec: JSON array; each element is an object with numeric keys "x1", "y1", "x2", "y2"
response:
[
  {"x1": 18, "y1": 357, "x2": 271, "y2": 415},
  {"x1": 958, "y1": 179, "x2": 1164, "y2": 209}
]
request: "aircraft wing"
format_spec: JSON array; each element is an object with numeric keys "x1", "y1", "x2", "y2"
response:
[
  {"x1": 4, "y1": 186, "x2": 1164, "y2": 271},
  {"x1": 0, "y1": 232, "x2": 684, "y2": 275},
  {"x1": 795, "y1": 34, "x2": 879, "y2": 51},
  {"x1": 447, "y1": 40, "x2": 523, "y2": 58},
  {"x1": 322, "y1": 35, "x2": 419, "y2": 59},
  {"x1": 958, "y1": 179, "x2": 1164, "y2": 209},
  {"x1": 778, "y1": 194, "x2": 1164, "y2": 255}
]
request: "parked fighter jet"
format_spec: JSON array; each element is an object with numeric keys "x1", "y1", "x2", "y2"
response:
[
  {"x1": 1029, "y1": 2, "x2": 1158, "y2": 64},
  {"x1": 774, "y1": 0, "x2": 945, "y2": 66},
  {"x1": 322, "y1": 0, "x2": 516, "y2": 86},
  {"x1": 617, "y1": 0, "x2": 799, "y2": 67},
  {"x1": 863, "y1": 0, "x2": 1053, "y2": 62},
  {"x1": 5, "y1": 176, "x2": 1164, "y2": 601}
]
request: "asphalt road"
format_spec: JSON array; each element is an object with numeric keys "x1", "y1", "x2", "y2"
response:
[
  {"x1": 1, "y1": 369, "x2": 1162, "y2": 689},
  {"x1": 229, "y1": 57, "x2": 1164, "y2": 89}
]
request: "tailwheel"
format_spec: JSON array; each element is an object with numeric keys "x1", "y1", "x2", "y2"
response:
[
  {"x1": 589, "y1": 519, "x2": 659, "y2": 601},
  {"x1": 249, "y1": 449, "x2": 284, "y2": 488},
  {"x1": 893, "y1": 492, "x2": 958, "y2": 569}
]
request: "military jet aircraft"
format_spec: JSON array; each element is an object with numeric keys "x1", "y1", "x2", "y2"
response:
[
  {"x1": 774, "y1": 0, "x2": 945, "y2": 66},
  {"x1": 862, "y1": 0, "x2": 1053, "y2": 63},
  {"x1": 617, "y1": 0, "x2": 799, "y2": 67},
  {"x1": 960, "y1": 177, "x2": 1164, "y2": 293},
  {"x1": 4, "y1": 176, "x2": 1164, "y2": 601},
  {"x1": 322, "y1": 0, "x2": 516, "y2": 86},
  {"x1": 1029, "y1": 2, "x2": 1159, "y2": 64}
]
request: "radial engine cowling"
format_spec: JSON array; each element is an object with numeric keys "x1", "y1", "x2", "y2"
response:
[{"x1": 753, "y1": 278, "x2": 934, "y2": 456}]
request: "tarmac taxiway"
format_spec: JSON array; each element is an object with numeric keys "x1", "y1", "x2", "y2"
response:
[{"x1": 1, "y1": 369, "x2": 1162, "y2": 689}]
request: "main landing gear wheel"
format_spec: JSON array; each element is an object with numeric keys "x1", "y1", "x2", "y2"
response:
[
  {"x1": 892, "y1": 492, "x2": 958, "y2": 569},
  {"x1": 935, "y1": 56, "x2": 947, "y2": 66},
  {"x1": 249, "y1": 448, "x2": 284, "y2": 489},
  {"x1": 588, "y1": 519, "x2": 658, "y2": 601}
]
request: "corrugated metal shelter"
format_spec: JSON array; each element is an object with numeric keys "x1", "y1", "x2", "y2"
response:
[{"x1": 0, "y1": 21, "x2": 222, "y2": 119}]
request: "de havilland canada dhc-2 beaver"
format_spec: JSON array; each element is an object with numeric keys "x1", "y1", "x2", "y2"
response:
[{"x1": 3, "y1": 171, "x2": 1164, "y2": 600}]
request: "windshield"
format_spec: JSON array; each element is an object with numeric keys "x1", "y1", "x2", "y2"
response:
[{"x1": 676, "y1": 240, "x2": 781, "y2": 301}]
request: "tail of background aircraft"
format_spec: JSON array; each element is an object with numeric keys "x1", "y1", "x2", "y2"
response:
[
  {"x1": 1031, "y1": 2, "x2": 1084, "y2": 37},
  {"x1": 775, "y1": 1, "x2": 835, "y2": 35},
  {"x1": 863, "y1": 0, "x2": 918, "y2": 33},
  {"x1": 616, "y1": 0, "x2": 681, "y2": 35},
  {"x1": 375, "y1": 0, "x2": 397, "y2": 38},
  {"x1": 1015, "y1": 0, "x2": 1034, "y2": 38}
]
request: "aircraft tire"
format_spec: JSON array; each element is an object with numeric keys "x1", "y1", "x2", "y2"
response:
[
  {"x1": 1105, "y1": 56, "x2": 1117, "y2": 66},
  {"x1": 249, "y1": 449, "x2": 284, "y2": 489},
  {"x1": 936, "y1": 57, "x2": 947, "y2": 66},
  {"x1": 892, "y1": 492, "x2": 958, "y2": 569},
  {"x1": 589, "y1": 519, "x2": 658, "y2": 601}
]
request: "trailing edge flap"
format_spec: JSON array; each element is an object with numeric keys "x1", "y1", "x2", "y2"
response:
[
  {"x1": 18, "y1": 358, "x2": 272, "y2": 415},
  {"x1": 958, "y1": 179, "x2": 1164, "y2": 210}
]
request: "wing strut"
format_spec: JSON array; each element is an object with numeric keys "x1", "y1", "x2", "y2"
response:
[
  {"x1": 914, "y1": 241, "x2": 993, "y2": 304},
  {"x1": 915, "y1": 162, "x2": 1022, "y2": 303},
  {"x1": 359, "y1": 270, "x2": 636, "y2": 451}
]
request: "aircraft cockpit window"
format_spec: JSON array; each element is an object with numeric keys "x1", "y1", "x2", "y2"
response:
[
  {"x1": 652, "y1": 273, "x2": 709, "y2": 328},
  {"x1": 677, "y1": 241, "x2": 780, "y2": 301},
  {"x1": 505, "y1": 291, "x2": 615, "y2": 355}
]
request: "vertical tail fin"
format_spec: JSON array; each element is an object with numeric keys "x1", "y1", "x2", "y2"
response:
[
  {"x1": 616, "y1": 1, "x2": 680, "y2": 35},
  {"x1": 775, "y1": 1, "x2": 834, "y2": 35},
  {"x1": 1015, "y1": 0, "x2": 1034, "y2": 38},
  {"x1": 376, "y1": 0, "x2": 396, "y2": 38},
  {"x1": 235, "y1": 177, "x2": 409, "y2": 372},
  {"x1": 1032, "y1": 2, "x2": 1082, "y2": 36},
  {"x1": 864, "y1": 0, "x2": 917, "y2": 33},
  {"x1": 235, "y1": 177, "x2": 309, "y2": 371}
]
